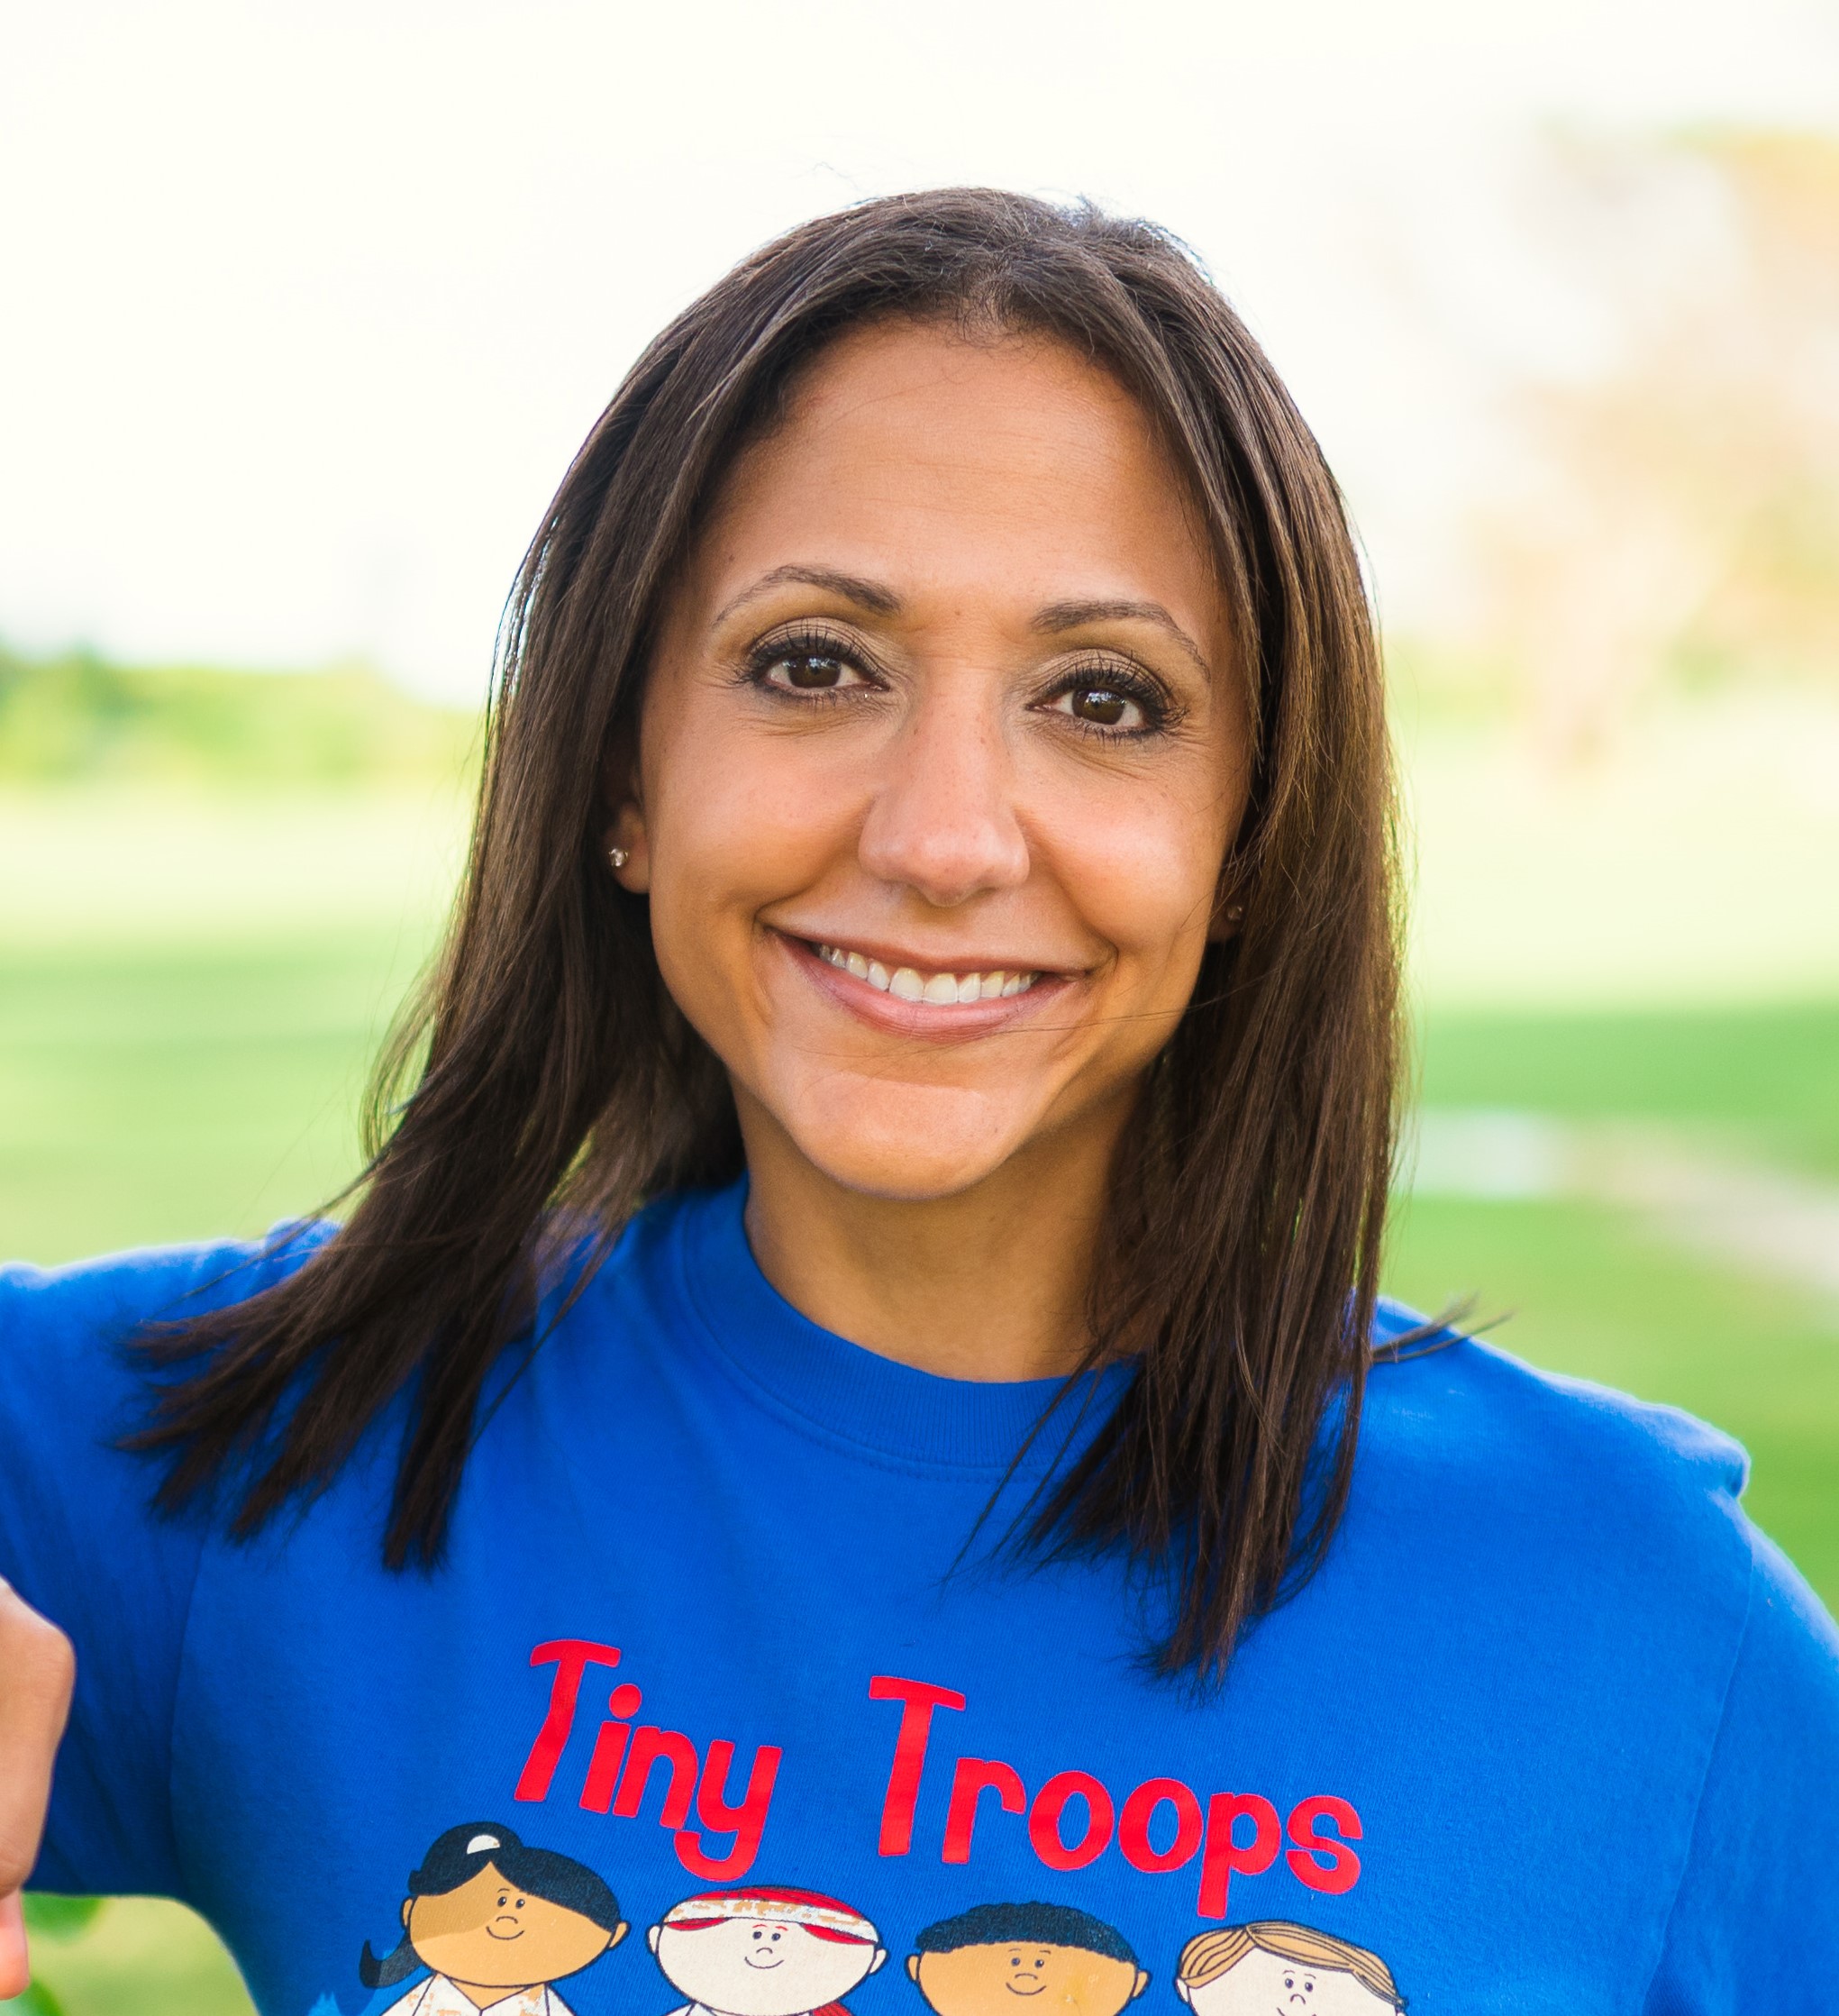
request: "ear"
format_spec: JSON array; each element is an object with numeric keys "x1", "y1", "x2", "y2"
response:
[
  {"x1": 1132, "y1": 1972, "x2": 1150, "y2": 2000},
  {"x1": 603, "y1": 802, "x2": 651, "y2": 894},
  {"x1": 1174, "y1": 1982, "x2": 1190, "y2": 2004},
  {"x1": 1206, "y1": 884, "x2": 1246, "y2": 944},
  {"x1": 648, "y1": 1926, "x2": 661, "y2": 1954},
  {"x1": 869, "y1": 1949, "x2": 888, "y2": 1975},
  {"x1": 609, "y1": 1923, "x2": 629, "y2": 1949},
  {"x1": 906, "y1": 1957, "x2": 921, "y2": 1982},
  {"x1": 401, "y1": 1901, "x2": 414, "y2": 1929},
  {"x1": 602, "y1": 737, "x2": 651, "y2": 894}
]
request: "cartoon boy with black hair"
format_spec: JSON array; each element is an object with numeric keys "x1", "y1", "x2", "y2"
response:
[
  {"x1": 907, "y1": 1904, "x2": 1149, "y2": 2016},
  {"x1": 359, "y1": 1821, "x2": 627, "y2": 2016}
]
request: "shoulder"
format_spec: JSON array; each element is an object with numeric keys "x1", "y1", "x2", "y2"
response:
[
  {"x1": 1340, "y1": 1304, "x2": 1839, "y2": 1838},
  {"x1": 1367, "y1": 1295, "x2": 1748, "y2": 1510},
  {"x1": 3, "y1": 1222, "x2": 335, "y2": 1331},
  {"x1": 0, "y1": 1225, "x2": 333, "y2": 1430},
  {"x1": 1358, "y1": 1297, "x2": 1758, "y2": 1608}
]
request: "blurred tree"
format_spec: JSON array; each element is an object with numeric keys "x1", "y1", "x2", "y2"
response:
[
  {"x1": 1477, "y1": 130, "x2": 1839, "y2": 752},
  {"x1": 0, "y1": 645, "x2": 477, "y2": 786}
]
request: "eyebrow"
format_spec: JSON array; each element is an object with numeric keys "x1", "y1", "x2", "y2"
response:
[
  {"x1": 714, "y1": 563, "x2": 904, "y2": 628},
  {"x1": 715, "y1": 570, "x2": 1211, "y2": 677},
  {"x1": 1033, "y1": 597, "x2": 1211, "y2": 676}
]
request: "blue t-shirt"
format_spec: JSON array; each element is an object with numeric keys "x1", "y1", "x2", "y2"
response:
[{"x1": 2, "y1": 1180, "x2": 1836, "y2": 2016}]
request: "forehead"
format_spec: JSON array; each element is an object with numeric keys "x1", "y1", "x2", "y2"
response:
[
  {"x1": 676, "y1": 1916, "x2": 820, "y2": 1935},
  {"x1": 934, "y1": 1942, "x2": 1102, "y2": 1964},
  {"x1": 1232, "y1": 1949, "x2": 1337, "y2": 1981},
  {"x1": 687, "y1": 320, "x2": 1222, "y2": 640}
]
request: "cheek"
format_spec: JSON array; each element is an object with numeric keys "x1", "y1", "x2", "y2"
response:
[
  {"x1": 1038, "y1": 766, "x2": 1228, "y2": 981},
  {"x1": 648, "y1": 716, "x2": 858, "y2": 957}
]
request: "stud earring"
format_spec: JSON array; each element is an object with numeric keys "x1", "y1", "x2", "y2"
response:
[
  {"x1": 608, "y1": 846, "x2": 629, "y2": 871},
  {"x1": 1224, "y1": 901, "x2": 1245, "y2": 922}
]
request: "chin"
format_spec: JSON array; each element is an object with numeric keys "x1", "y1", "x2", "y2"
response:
[
  {"x1": 781, "y1": 1085, "x2": 1047, "y2": 1200},
  {"x1": 793, "y1": 1121, "x2": 1026, "y2": 1202}
]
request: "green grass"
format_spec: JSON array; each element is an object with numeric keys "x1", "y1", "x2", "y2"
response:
[
  {"x1": 1413, "y1": 1000, "x2": 1839, "y2": 1179},
  {"x1": 0, "y1": 935, "x2": 426, "y2": 1264},
  {"x1": 7, "y1": 1899, "x2": 249, "y2": 2016},
  {"x1": 5, "y1": 944, "x2": 1837, "y2": 2014}
]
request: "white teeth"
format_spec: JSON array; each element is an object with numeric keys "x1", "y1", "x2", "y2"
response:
[{"x1": 814, "y1": 944, "x2": 1041, "y2": 1005}]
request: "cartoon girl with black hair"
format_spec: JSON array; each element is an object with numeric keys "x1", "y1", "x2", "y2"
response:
[{"x1": 359, "y1": 1821, "x2": 627, "y2": 2016}]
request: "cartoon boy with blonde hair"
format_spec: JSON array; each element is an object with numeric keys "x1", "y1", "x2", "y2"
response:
[{"x1": 1174, "y1": 1923, "x2": 1402, "y2": 2016}]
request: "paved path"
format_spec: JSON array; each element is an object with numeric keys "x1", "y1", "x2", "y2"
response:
[{"x1": 1409, "y1": 1108, "x2": 1839, "y2": 1305}]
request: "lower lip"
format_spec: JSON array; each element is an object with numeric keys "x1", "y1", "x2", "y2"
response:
[{"x1": 779, "y1": 935, "x2": 1070, "y2": 1039}]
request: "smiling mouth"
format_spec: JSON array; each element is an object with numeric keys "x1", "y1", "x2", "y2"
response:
[
  {"x1": 745, "y1": 1954, "x2": 785, "y2": 1968},
  {"x1": 1005, "y1": 1983, "x2": 1045, "y2": 1996},
  {"x1": 487, "y1": 1923, "x2": 524, "y2": 1941},
  {"x1": 811, "y1": 941, "x2": 1042, "y2": 1004}
]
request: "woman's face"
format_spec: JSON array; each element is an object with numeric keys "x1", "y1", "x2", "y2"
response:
[{"x1": 620, "y1": 319, "x2": 1249, "y2": 1202}]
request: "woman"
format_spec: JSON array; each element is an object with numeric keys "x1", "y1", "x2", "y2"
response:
[{"x1": 1, "y1": 189, "x2": 1834, "y2": 2016}]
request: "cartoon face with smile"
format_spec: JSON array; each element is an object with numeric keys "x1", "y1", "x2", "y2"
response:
[
  {"x1": 359, "y1": 1822, "x2": 626, "y2": 2015},
  {"x1": 651, "y1": 1887, "x2": 887, "y2": 2016},
  {"x1": 1173, "y1": 1924, "x2": 1401, "y2": 2016},
  {"x1": 401, "y1": 1862, "x2": 618, "y2": 1992},
  {"x1": 907, "y1": 1904, "x2": 1149, "y2": 2016}
]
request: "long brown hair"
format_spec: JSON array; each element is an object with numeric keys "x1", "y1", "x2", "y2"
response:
[{"x1": 132, "y1": 188, "x2": 1402, "y2": 1682}]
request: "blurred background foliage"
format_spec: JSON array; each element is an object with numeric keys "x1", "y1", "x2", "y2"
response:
[
  {"x1": 0, "y1": 644, "x2": 475, "y2": 786},
  {"x1": 4, "y1": 115, "x2": 1837, "y2": 2016}
]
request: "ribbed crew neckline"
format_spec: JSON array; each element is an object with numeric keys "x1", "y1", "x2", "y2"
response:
[{"x1": 668, "y1": 1178, "x2": 1133, "y2": 1475}]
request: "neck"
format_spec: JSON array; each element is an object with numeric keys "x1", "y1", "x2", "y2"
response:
[{"x1": 738, "y1": 1091, "x2": 1131, "y2": 1383}]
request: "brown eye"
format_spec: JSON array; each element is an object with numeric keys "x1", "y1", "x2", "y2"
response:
[
  {"x1": 784, "y1": 653, "x2": 845, "y2": 688},
  {"x1": 760, "y1": 648, "x2": 870, "y2": 694},
  {"x1": 1074, "y1": 689, "x2": 1126, "y2": 725},
  {"x1": 1053, "y1": 683, "x2": 1145, "y2": 731}
]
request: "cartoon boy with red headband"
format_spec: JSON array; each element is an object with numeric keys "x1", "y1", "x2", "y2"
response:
[{"x1": 649, "y1": 1887, "x2": 888, "y2": 2016}]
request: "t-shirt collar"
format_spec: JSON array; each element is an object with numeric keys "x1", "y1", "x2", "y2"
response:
[{"x1": 669, "y1": 1178, "x2": 1133, "y2": 1475}]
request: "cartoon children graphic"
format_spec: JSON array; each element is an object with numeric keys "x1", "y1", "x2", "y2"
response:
[
  {"x1": 1173, "y1": 1924, "x2": 1402, "y2": 2016},
  {"x1": 906, "y1": 1903, "x2": 1150, "y2": 2016},
  {"x1": 357, "y1": 1821, "x2": 628, "y2": 2016},
  {"x1": 649, "y1": 1887, "x2": 888, "y2": 2016}
]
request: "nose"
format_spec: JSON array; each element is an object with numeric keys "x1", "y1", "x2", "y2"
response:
[{"x1": 856, "y1": 676, "x2": 1029, "y2": 907}]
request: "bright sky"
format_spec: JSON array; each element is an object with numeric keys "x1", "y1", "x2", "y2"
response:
[{"x1": 4, "y1": 0, "x2": 1834, "y2": 699}]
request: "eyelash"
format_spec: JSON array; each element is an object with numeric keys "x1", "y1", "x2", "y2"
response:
[
  {"x1": 1045, "y1": 656, "x2": 1178, "y2": 739},
  {"x1": 741, "y1": 626, "x2": 1178, "y2": 740},
  {"x1": 741, "y1": 625, "x2": 883, "y2": 704}
]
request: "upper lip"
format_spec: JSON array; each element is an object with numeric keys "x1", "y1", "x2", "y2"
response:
[{"x1": 786, "y1": 929, "x2": 1069, "y2": 977}]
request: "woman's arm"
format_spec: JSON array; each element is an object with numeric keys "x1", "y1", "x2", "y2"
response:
[{"x1": 0, "y1": 1578, "x2": 75, "y2": 1998}]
